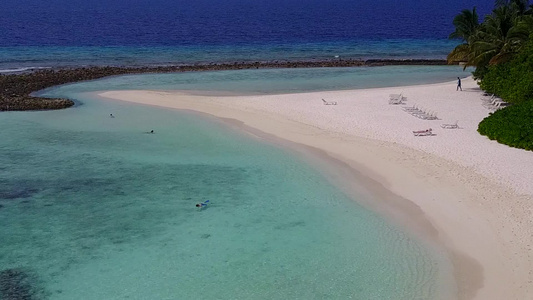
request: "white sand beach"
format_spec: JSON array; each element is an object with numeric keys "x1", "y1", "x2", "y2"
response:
[{"x1": 99, "y1": 77, "x2": 533, "y2": 300}]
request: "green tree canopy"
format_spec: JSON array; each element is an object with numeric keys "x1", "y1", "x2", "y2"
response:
[
  {"x1": 449, "y1": 7, "x2": 479, "y2": 41},
  {"x1": 448, "y1": 1, "x2": 533, "y2": 78}
]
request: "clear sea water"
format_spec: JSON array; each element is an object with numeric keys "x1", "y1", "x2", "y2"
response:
[
  {"x1": 1, "y1": 0, "x2": 485, "y2": 298},
  {"x1": 1, "y1": 67, "x2": 462, "y2": 299},
  {"x1": 37, "y1": 65, "x2": 471, "y2": 95},
  {"x1": 0, "y1": 0, "x2": 492, "y2": 70}
]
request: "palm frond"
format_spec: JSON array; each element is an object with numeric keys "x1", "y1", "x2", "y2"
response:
[
  {"x1": 447, "y1": 44, "x2": 472, "y2": 69},
  {"x1": 449, "y1": 7, "x2": 479, "y2": 40}
]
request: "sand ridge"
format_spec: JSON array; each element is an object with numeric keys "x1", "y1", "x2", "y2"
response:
[{"x1": 99, "y1": 77, "x2": 533, "y2": 300}]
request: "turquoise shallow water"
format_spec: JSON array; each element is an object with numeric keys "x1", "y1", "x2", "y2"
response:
[
  {"x1": 1, "y1": 67, "x2": 456, "y2": 299},
  {"x1": 40, "y1": 65, "x2": 469, "y2": 96}
]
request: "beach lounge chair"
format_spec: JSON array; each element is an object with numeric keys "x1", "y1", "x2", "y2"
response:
[
  {"x1": 389, "y1": 97, "x2": 406, "y2": 105},
  {"x1": 482, "y1": 96, "x2": 511, "y2": 110},
  {"x1": 411, "y1": 108, "x2": 430, "y2": 119},
  {"x1": 482, "y1": 97, "x2": 502, "y2": 108},
  {"x1": 490, "y1": 101, "x2": 510, "y2": 111},
  {"x1": 482, "y1": 94, "x2": 502, "y2": 105},
  {"x1": 413, "y1": 111, "x2": 428, "y2": 119},
  {"x1": 413, "y1": 128, "x2": 433, "y2": 136},
  {"x1": 441, "y1": 121, "x2": 458, "y2": 129},
  {"x1": 389, "y1": 93, "x2": 404, "y2": 101},
  {"x1": 482, "y1": 94, "x2": 496, "y2": 101},
  {"x1": 406, "y1": 106, "x2": 424, "y2": 114},
  {"x1": 406, "y1": 106, "x2": 438, "y2": 120},
  {"x1": 389, "y1": 93, "x2": 406, "y2": 105},
  {"x1": 425, "y1": 111, "x2": 438, "y2": 120},
  {"x1": 402, "y1": 104, "x2": 418, "y2": 112},
  {"x1": 322, "y1": 99, "x2": 337, "y2": 105}
]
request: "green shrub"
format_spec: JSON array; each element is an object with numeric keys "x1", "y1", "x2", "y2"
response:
[
  {"x1": 478, "y1": 101, "x2": 533, "y2": 151},
  {"x1": 472, "y1": 65, "x2": 489, "y2": 80},
  {"x1": 480, "y1": 38, "x2": 533, "y2": 104}
]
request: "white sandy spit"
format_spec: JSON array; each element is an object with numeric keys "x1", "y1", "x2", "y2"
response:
[{"x1": 99, "y1": 77, "x2": 532, "y2": 300}]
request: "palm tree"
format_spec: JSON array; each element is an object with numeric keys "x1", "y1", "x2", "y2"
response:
[
  {"x1": 447, "y1": 7, "x2": 479, "y2": 67},
  {"x1": 447, "y1": 43, "x2": 475, "y2": 68},
  {"x1": 448, "y1": 5, "x2": 533, "y2": 68},
  {"x1": 514, "y1": 14, "x2": 533, "y2": 32},
  {"x1": 495, "y1": 0, "x2": 530, "y2": 15},
  {"x1": 470, "y1": 6, "x2": 522, "y2": 66},
  {"x1": 449, "y1": 7, "x2": 480, "y2": 41},
  {"x1": 448, "y1": 1, "x2": 533, "y2": 77}
]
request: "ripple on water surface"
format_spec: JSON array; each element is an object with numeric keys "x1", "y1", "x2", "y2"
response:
[{"x1": 0, "y1": 69, "x2": 456, "y2": 299}]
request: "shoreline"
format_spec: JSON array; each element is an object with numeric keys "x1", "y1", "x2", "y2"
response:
[
  {"x1": 0, "y1": 59, "x2": 448, "y2": 111},
  {"x1": 98, "y1": 78, "x2": 533, "y2": 299}
]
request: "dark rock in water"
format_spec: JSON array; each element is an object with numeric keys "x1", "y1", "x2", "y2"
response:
[
  {"x1": 0, "y1": 204, "x2": 4, "y2": 210},
  {"x1": 0, "y1": 188, "x2": 39, "y2": 200},
  {"x1": 0, "y1": 269, "x2": 40, "y2": 300}
]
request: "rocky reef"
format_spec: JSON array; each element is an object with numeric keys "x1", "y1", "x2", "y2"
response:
[
  {"x1": 0, "y1": 268, "x2": 42, "y2": 300},
  {"x1": 0, "y1": 59, "x2": 447, "y2": 111}
]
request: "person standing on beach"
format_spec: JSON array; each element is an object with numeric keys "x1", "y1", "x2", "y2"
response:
[{"x1": 457, "y1": 77, "x2": 462, "y2": 91}]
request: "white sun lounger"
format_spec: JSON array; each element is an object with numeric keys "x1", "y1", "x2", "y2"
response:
[
  {"x1": 322, "y1": 99, "x2": 337, "y2": 105},
  {"x1": 482, "y1": 96, "x2": 511, "y2": 110},
  {"x1": 424, "y1": 111, "x2": 438, "y2": 120},
  {"x1": 482, "y1": 97, "x2": 502, "y2": 108},
  {"x1": 389, "y1": 93, "x2": 406, "y2": 105},
  {"x1": 441, "y1": 121, "x2": 459, "y2": 129},
  {"x1": 389, "y1": 93, "x2": 401, "y2": 99},
  {"x1": 490, "y1": 101, "x2": 510, "y2": 110},
  {"x1": 482, "y1": 94, "x2": 496, "y2": 102},
  {"x1": 402, "y1": 104, "x2": 419, "y2": 112},
  {"x1": 413, "y1": 128, "x2": 433, "y2": 136},
  {"x1": 389, "y1": 97, "x2": 406, "y2": 105},
  {"x1": 389, "y1": 93, "x2": 405, "y2": 100}
]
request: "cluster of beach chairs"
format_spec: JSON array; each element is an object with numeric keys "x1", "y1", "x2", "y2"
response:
[
  {"x1": 387, "y1": 93, "x2": 460, "y2": 136},
  {"x1": 482, "y1": 94, "x2": 510, "y2": 110},
  {"x1": 402, "y1": 104, "x2": 438, "y2": 120},
  {"x1": 389, "y1": 93, "x2": 406, "y2": 105},
  {"x1": 321, "y1": 92, "x2": 461, "y2": 137}
]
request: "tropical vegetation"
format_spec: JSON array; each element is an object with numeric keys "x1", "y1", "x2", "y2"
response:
[
  {"x1": 448, "y1": 0, "x2": 533, "y2": 79},
  {"x1": 480, "y1": 36, "x2": 533, "y2": 104},
  {"x1": 449, "y1": 0, "x2": 533, "y2": 151},
  {"x1": 478, "y1": 100, "x2": 533, "y2": 150}
]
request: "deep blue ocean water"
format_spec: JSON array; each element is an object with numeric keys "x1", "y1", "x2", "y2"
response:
[{"x1": 0, "y1": 0, "x2": 492, "y2": 70}]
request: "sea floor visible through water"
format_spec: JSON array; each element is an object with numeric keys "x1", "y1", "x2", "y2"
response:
[{"x1": 0, "y1": 67, "x2": 462, "y2": 299}]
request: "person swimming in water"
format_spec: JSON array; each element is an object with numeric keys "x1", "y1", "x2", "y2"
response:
[{"x1": 196, "y1": 200, "x2": 210, "y2": 209}]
